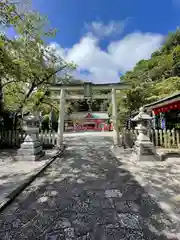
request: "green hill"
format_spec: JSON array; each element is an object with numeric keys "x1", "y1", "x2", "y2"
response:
[{"x1": 113, "y1": 29, "x2": 180, "y2": 129}]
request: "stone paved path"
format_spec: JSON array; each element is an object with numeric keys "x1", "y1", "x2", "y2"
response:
[
  {"x1": 0, "y1": 149, "x2": 57, "y2": 209},
  {"x1": 0, "y1": 135, "x2": 178, "y2": 239}
]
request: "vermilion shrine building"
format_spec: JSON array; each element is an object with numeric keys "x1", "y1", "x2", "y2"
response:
[{"x1": 64, "y1": 112, "x2": 113, "y2": 132}]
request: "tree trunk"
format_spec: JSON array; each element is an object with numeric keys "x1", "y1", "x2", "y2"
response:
[{"x1": 0, "y1": 78, "x2": 4, "y2": 116}]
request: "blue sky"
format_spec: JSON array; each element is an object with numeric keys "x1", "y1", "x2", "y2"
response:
[{"x1": 28, "y1": 1, "x2": 180, "y2": 82}]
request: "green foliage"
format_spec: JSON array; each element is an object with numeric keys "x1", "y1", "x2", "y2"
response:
[
  {"x1": 172, "y1": 45, "x2": 180, "y2": 77},
  {"x1": 162, "y1": 29, "x2": 180, "y2": 53},
  {"x1": 114, "y1": 29, "x2": 180, "y2": 129},
  {"x1": 152, "y1": 77, "x2": 180, "y2": 97},
  {"x1": 0, "y1": 0, "x2": 76, "y2": 115}
]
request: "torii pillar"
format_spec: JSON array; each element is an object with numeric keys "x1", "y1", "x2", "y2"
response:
[{"x1": 112, "y1": 88, "x2": 120, "y2": 146}]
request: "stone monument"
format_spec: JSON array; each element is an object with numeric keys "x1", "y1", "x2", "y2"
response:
[
  {"x1": 131, "y1": 107, "x2": 159, "y2": 161},
  {"x1": 17, "y1": 113, "x2": 45, "y2": 161}
]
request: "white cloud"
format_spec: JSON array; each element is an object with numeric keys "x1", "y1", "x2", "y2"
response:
[
  {"x1": 84, "y1": 20, "x2": 128, "y2": 38},
  {"x1": 49, "y1": 31, "x2": 164, "y2": 83},
  {"x1": 108, "y1": 32, "x2": 164, "y2": 72}
]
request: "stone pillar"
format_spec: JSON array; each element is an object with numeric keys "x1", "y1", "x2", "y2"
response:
[
  {"x1": 57, "y1": 89, "x2": 65, "y2": 146},
  {"x1": 131, "y1": 107, "x2": 159, "y2": 161},
  {"x1": 111, "y1": 88, "x2": 120, "y2": 146},
  {"x1": 17, "y1": 114, "x2": 45, "y2": 161}
]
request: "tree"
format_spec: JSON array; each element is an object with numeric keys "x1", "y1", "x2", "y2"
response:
[
  {"x1": 162, "y1": 28, "x2": 180, "y2": 53},
  {"x1": 152, "y1": 77, "x2": 180, "y2": 98},
  {"x1": 0, "y1": 0, "x2": 76, "y2": 117},
  {"x1": 172, "y1": 45, "x2": 180, "y2": 77}
]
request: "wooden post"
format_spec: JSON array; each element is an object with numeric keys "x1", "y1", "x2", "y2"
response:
[
  {"x1": 177, "y1": 130, "x2": 180, "y2": 148},
  {"x1": 159, "y1": 129, "x2": 163, "y2": 147},
  {"x1": 57, "y1": 89, "x2": 65, "y2": 146},
  {"x1": 48, "y1": 130, "x2": 52, "y2": 144},
  {"x1": 52, "y1": 130, "x2": 56, "y2": 145},
  {"x1": 155, "y1": 129, "x2": 159, "y2": 146},
  {"x1": 163, "y1": 129, "x2": 168, "y2": 148},
  {"x1": 44, "y1": 130, "x2": 48, "y2": 145},
  {"x1": 167, "y1": 130, "x2": 171, "y2": 148},
  {"x1": 172, "y1": 129, "x2": 176, "y2": 147}
]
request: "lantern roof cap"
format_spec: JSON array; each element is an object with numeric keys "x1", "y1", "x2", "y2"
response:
[{"x1": 131, "y1": 107, "x2": 152, "y2": 122}]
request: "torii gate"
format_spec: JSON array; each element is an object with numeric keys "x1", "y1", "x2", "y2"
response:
[{"x1": 50, "y1": 82, "x2": 130, "y2": 146}]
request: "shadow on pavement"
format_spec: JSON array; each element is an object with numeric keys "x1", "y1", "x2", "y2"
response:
[
  {"x1": 0, "y1": 135, "x2": 179, "y2": 239},
  {"x1": 126, "y1": 156, "x2": 180, "y2": 226}
]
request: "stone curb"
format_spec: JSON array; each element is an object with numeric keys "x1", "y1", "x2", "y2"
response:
[{"x1": 0, "y1": 145, "x2": 66, "y2": 213}]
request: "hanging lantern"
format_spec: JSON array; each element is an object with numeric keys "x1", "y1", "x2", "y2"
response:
[{"x1": 86, "y1": 98, "x2": 93, "y2": 112}]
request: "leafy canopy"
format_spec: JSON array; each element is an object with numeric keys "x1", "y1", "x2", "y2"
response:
[{"x1": 0, "y1": 0, "x2": 76, "y2": 115}]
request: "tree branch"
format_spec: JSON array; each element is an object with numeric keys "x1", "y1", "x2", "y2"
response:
[
  {"x1": 36, "y1": 65, "x2": 67, "y2": 87},
  {"x1": 2, "y1": 1, "x2": 24, "y2": 22},
  {"x1": 16, "y1": 81, "x2": 36, "y2": 113},
  {"x1": 41, "y1": 101, "x2": 58, "y2": 111}
]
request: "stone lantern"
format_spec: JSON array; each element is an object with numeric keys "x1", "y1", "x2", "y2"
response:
[
  {"x1": 17, "y1": 113, "x2": 45, "y2": 161},
  {"x1": 131, "y1": 107, "x2": 158, "y2": 161}
]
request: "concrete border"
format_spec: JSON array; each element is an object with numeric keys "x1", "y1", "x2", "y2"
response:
[{"x1": 0, "y1": 145, "x2": 66, "y2": 213}]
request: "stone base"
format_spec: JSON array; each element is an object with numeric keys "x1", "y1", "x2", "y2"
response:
[
  {"x1": 131, "y1": 139, "x2": 161, "y2": 161},
  {"x1": 135, "y1": 140, "x2": 156, "y2": 154},
  {"x1": 131, "y1": 152, "x2": 160, "y2": 162},
  {"x1": 16, "y1": 134, "x2": 45, "y2": 161},
  {"x1": 16, "y1": 150, "x2": 45, "y2": 161}
]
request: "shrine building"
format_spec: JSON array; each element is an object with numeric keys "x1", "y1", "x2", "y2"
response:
[
  {"x1": 144, "y1": 92, "x2": 180, "y2": 130},
  {"x1": 64, "y1": 111, "x2": 113, "y2": 132}
]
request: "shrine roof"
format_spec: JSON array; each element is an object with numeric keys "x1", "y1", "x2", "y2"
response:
[
  {"x1": 69, "y1": 112, "x2": 109, "y2": 120},
  {"x1": 144, "y1": 92, "x2": 180, "y2": 110},
  {"x1": 86, "y1": 112, "x2": 109, "y2": 119}
]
